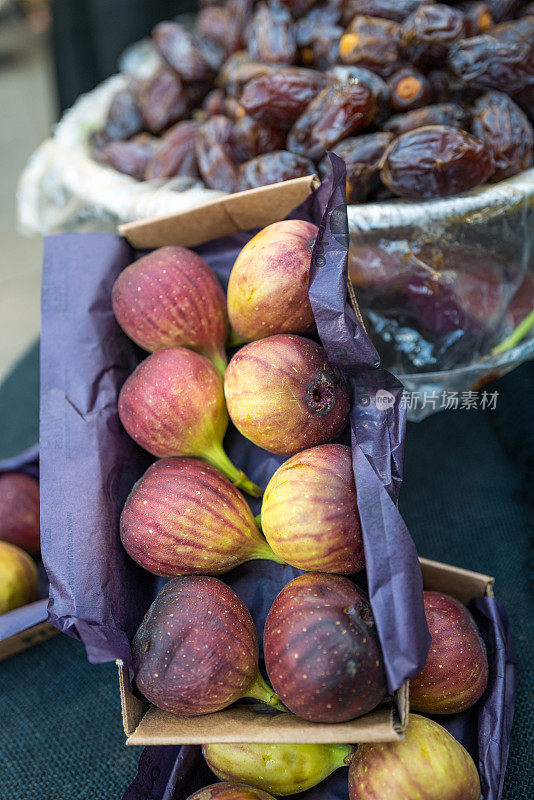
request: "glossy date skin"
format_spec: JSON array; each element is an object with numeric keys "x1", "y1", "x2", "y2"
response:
[
  {"x1": 288, "y1": 81, "x2": 376, "y2": 160},
  {"x1": 100, "y1": 87, "x2": 143, "y2": 142},
  {"x1": 322, "y1": 132, "x2": 394, "y2": 201},
  {"x1": 93, "y1": 134, "x2": 157, "y2": 180},
  {"x1": 471, "y1": 90, "x2": 534, "y2": 180},
  {"x1": 342, "y1": 0, "x2": 434, "y2": 24},
  {"x1": 399, "y1": 4, "x2": 469, "y2": 69},
  {"x1": 388, "y1": 66, "x2": 432, "y2": 110},
  {"x1": 247, "y1": 2, "x2": 297, "y2": 65},
  {"x1": 237, "y1": 150, "x2": 315, "y2": 189},
  {"x1": 240, "y1": 68, "x2": 330, "y2": 129},
  {"x1": 339, "y1": 16, "x2": 405, "y2": 77},
  {"x1": 231, "y1": 115, "x2": 287, "y2": 160},
  {"x1": 196, "y1": 115, "x2": 240, "y2": 191},
  {"x1": 383, "y1": 102, "x2": 467, "y2": 134},
  {"x1": 380, "y1": 125, "x2": 494, "y2": 198},
  {"x1": 145, "y1": 120, "x2": 201, "y2": 179},
  {"x1": 447, "y1": 34, "x2": 534, "y2": 94},
  {"x1": 138, "y1": 69, "x2": 189, "y2": 134},
  {"x1": 153, "y1": 22, "x2": 221, "y2": 83}
]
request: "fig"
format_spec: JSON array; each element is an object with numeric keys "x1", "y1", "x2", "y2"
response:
[
  {"x1": 410, "y1": 591, "x2": 488, "y2": 714},
  {"x1": 121, "y1": 458, "x2": 284, "y2": 576},
  {"x1": 348, "y1": 714, "x2": 481, "y2": 800},
  {"x1": 227, "y1": 220, "x2": 317, "y2": 342},
  {"x1": 186, "y1": 784, "x2": 276, "y2": 800},
  {"x1": 263, "y1": 573, "x2": 387, "y2": 723},
  {"x1": 133, "y1": 576, "x2": 285, "y2": 715},
  {"x1": 224, "y1": 335, "x2": 349, "y2": 456},
  {"x1": 0, "y1": 540, "x2": 38, "y2": 614},
  {"x1": 203, "y1": 742, "x2": 354, "y2": 795},
  {"x1": 118, "y1": 348, "x2": 261, "y2": 497},
  {"x1": 0, "y1": 472, "x2": 40, "y2": 554},
  {"x1": 112, "y1": 246, "x2": 228, "y2": 374},
  {"x1": 261, "y1": 444, "x2": 364, "y2": 573}
]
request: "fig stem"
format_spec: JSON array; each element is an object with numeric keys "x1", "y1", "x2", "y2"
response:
[
  {"x1": 205, "y1": 445, "x2": 263, "y2": 498},
  {"x1": 492, "y1": 308, "x2": 534, "y2": 355},
  {"x1": 210, "y1": 350, "x2": 228, "y2": 378},
  {"x1": 254, "y1": 513, "x2": 262, "y2": 530},
  {"x1": 226, "y1": 327, "x2": 247, "y2": 349},
  {"x1": 249, "y1": 537, "x2": 286, "y2": 566},
  {"x1": 246, "y1": 670, "x2": 288, "y2": 712}
]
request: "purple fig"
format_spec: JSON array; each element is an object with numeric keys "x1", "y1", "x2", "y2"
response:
[
  {"x1": 121, "y1": 458, "x2": 283, "y2": 576},
  {"x1": 112, "y1": 246, "x2": 228, "y2": 374},
  {"x1": 118, "y1": 348, "x2": 261, "y2": 497},
  {"x1": 224, "y1": 335, "x2": 349, "y2": 456},
  {"x1": 133, "y1": 576, "x2": 285, "y2": 715},
  {"x1": 227, "y1": 220, "x2": 318, "y2": 342},
  {"x1": 264, "y1": 573, "x2": 387, "y2": 723},
  {"x1": 0, "y1": 472, "x2": 40, "y2": 555},
  {"x1": 186, "y1": 784, "x2": 276, "y2": 800},
  {"x1": 261, "y1": 444, "x2": 364, "y2": 573},
  {"x1": 348, "y1": 714, "x2": 481, "y2": 800}
]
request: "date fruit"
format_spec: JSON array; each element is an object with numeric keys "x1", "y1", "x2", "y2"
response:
[
  {"x1": 400, "y1": 4, "x2": 468, "y2": 69},
  {"x1": 323, "y1": 132, "x2": 394, "y2": 201},
  {"x1": 339, "y1": 15, "x2": 404, "y2": 77},
  {"x1": 240, "y1": 68, "x2": 329, "y2": 129},
  {"x1": 458, "y1": 1, "x2": 493, "y2": 34},
  {"x1": 261, "y1": 444, "x2": 365, "y2": 573},
  {"x1": 138, "y1": 69, "x2": 189, "y2": 135},
  {"x1": 227, "y1": 219, "x2": 317, "y2": 341},
  {"x1": 0, "y1": 472, "x2": 40, "y2": 555},
  {"x1": 133, "y1": 576, "x2": 284, "y2": 715},
  {"x1": 121, "y1": 458, "x2": 281, "y2": 576},
  {"x1": 225, "y1": 335, "x2": 349, "y2": 455},
  {"x1": 448, "y1": 34, "x2": 534, "y2": 94},
  {"x1": 471, "y1": 90, "x2": 534, "y2": 180},
  {"x1": 101, "y1": 86, "x2": 143, "y2": 142},
  {"x1": 186, "y1": 785, "x2": 276, "y2": 800},
  {"x1": 112, "y1": 246, "x2": 228, "y2": 369},
  {"x1": 410, "y1": 591, "x2": 488, "y2": 714},
  {"x1": 264, "y1": 573, "x2": 387, "y2": 722},
  {"x1": 236, "y1": 150, "x2": 315, "y2": 190},
  {"x1": 230, "y1": 115, "x2": 287, "y2": 161},
  {"x1": 216, "y1": 52, "x2": 277, "y2": 98},
  {"x1": 93, "y1": 134, "x2": 156, "y2": 180},
  {"x1": 342, "y1": 0, "x2": 434, "y2": 24},
  {"x1": 153, "y1": 22, "x2": 219, "y2": 83},
  {"x1": 145, "y1": 120, "x2": 200, "y2": 179},
  {"x1": 247, "y1": 2, "x2": 297, "y2": 65},
  {"x1": 490, "y1": 15, "x2": 534, "y2": 46},
  {"x1": 382, "y1": 102, "x2": 467, "y2": 134},
  {"x1": 118, "y1": 348, "x2": 261, "y2": 497},
  {"x1": 329, "y1": 65, "x2": 390, "y2": 109},
  {"x1": 388, "y1": 67, "x2": 432, "y2": 111},
  {"x1": 381, "y1": 125, "x2": 493, "y2": 198},
  {"x1": 196, "y1": 115, "x2": 240, "y2": 191},
  {"x1": 288, "y1": 82, "x2": 375, "y2": 160}
]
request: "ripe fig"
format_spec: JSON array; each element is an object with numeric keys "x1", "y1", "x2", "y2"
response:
[
  {"x1": 410, "y1": 591, "x2": 488, "y2": 714},
  {"x1": 121, "y1": 458, "x2": 284, "y2": 576},
  {"x1": 261, "y1": 444, "x2": 364, "y2": 573},
  {"x1": 132, "y1": 576, "x2": 285, "y2": 715},
  {"x1": 118, "y1": 348, "x2": 261, "y2": 497},
  {"x1": 264, "y1": 573, "x2": 387, "y2": 722},
  {"x1": 186, "y1": 784, "x2": 276, "y2": 800},
  {"x1": 348, "y1": 714, "x2": 481, "y2": 800},
  {"x1": 227, "y1": 220, "x2": 317, "y2": 342},
  {"x1": 203, "y1": 742, "x2": 354, "y2": 795},
  {"x1": 112, "y1": 246, "x2": 228, "y2": 373},
  {"x1": 0, "y1": 540, "x2": 38, "y2": 614},
  {"x1": 224, "y1": 335, "x2": 349, "y2": 456},
  {"x1": 0, "y1": 472, "x2": 40, "y2": 555}
]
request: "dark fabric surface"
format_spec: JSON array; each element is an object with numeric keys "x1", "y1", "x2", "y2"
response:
[{"x1": 0, "y1": 344, "x2": 532, "y2": 799}]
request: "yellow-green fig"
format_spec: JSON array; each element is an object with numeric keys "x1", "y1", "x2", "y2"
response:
[
  {"x1": 348, "y1": 714, "x2": 481, "y2": 800},
  {"x1": 0, "y1": 540, "x2": 38, "y2": 614},
  {"x1": 203, "y1": 742, "x2": 354, "y2": 796}
]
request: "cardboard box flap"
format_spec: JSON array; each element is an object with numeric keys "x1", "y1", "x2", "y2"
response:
[
  {"x1": 420, "y1": 557, "x2": 494, "y2": 603},
  {"x1": 117, "y1": 659, "x2": 147, "y2": 737},
  {"x1": 120, "y1": 175, "x2": 318, "y2": 250}
]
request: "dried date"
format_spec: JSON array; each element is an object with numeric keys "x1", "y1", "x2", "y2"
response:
[
  {"x1": 342, "y1": 0, "x2": 434, "y2": 24},
  {"x1": 230, "y1": 115, "x2": 287, "y2": 160},
  {"x1": 240, "y1": 68, "x2": 329, "y2": 129},
  {"x1": 287, "y1": 81, "x2": 376, "y2": 160},
  {"x1": 216, "y1": 52, "x2": 277, "y2": 97},
  {"x1": 457, "y1": 2, "x2": 493, "y2": 35},
  {"x1": 383, "y1": 102, "x2": 467, "y2": 134},
  {"x1": 145, "y1": 121, "x2": 201, "y2": 180},
  {"x1": 237, "y1": 150, "x2": 315, "y2": 190},
  {"x1": 93, "y1": 134, "x2": 156, "y2": 181},
  {"x1": 196, "y1": 115, "x2": 240, "y2": 191},
  {"x1": 484, "y1": 0, "x2": 520, "y2": 22},
  {"x1": 138, "y1": 69, "x2": 189, "y2": 134},
  {"x1": 388, "y1": 67, "x2": 432, "y2": 111},
  {"x1": 399, "y1": 4, "x2": 468, "y2": 69},
  {"x1": 471, "y1": 90, "x2": 534, "y2": 180},
  {"x1": 202, "y1": 88, "x2": 227, "y2": 117},
  {"x1": 153, "y1": 22, "x2": 221, "y2": 83},
  {"x1": 295, "y1": 4, "x2": 343, "y2": 46},
  {"x1": 329, "y1": 65, "x2": 390, "y2": 108},
  {"x1": 322, "y1": 132, "x2": 394, "y2": 201},
  {"x1": 339, "y1": 15, "x2": 405, "y2": 78},
  {"x1": 490, "y1": 16, "x2": 534, "y2": 46},
  {"x1": 448, "y1": 35, "x2": 534, "y2": 94},
  {"x1": 380, "y1": 125, "x2": 493, "y2": 198},
  {"x1": 310, "y1": 25, "x2": 345, "y2": 70},
  {"x1": 101, "y1": 87, "x2": 143, "y2": 142},
  {"x1": 247, "y1": 2, "x2": 297, "y2": 65},
  {"x1": 279, "y1": 0, "x2": 319, "y2": 16}
]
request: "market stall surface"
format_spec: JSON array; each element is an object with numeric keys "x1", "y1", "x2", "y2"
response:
[{"x1": 1, "y1": 341, "x2": 532, "y2": 799}]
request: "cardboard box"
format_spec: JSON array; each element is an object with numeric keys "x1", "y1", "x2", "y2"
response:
[
  {"x1": 0, "y1": 615, "x2": 57, "y2": 661},
  {"x1": 117, "y1": 557, "x2": 494, "y2": 745}
]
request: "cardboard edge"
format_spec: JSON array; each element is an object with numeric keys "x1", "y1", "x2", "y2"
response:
[
  {"x1": 0, "y1": 621, "x2": 58, "y2": 662},
  {"x1": 419, "y1": 556, "x2": 494, "y2": 601},
  {"x1": 117, "y1": 659, "x2": 147, "y2": 737},
  {"x1": 119, "y1": 175, "x2": 317, "y2": 249}
]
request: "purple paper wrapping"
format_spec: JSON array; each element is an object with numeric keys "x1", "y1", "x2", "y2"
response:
[{"x1": 0, "y1": 445, "x2": 48, "y2": 642}]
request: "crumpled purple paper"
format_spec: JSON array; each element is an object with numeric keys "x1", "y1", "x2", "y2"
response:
[{"x1": 0, "y1": 444, "x2": 48, "y2": 643}]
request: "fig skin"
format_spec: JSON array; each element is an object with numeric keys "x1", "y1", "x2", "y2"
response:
[
  {"x1": 260, "y1": 444, "x2": 364, "y2": 573},
  {"x1": 224, "y1": 335, "x2": 350, "y2": 456},
  {"x1": 120, "y1": 458, "x2": 284, "y2": 576},
  {"x1": 0, "y1": 540, "x2": 38, "y2": 614},
  {"x1": 203, "y1": 742, "x2": 354, "y2": 796},
  {"x1": 263, "y1": 573, "x2": 387, "y2": 723},
  {"x1": 0, "y1": 472, "x2": 40, "y2": 555},
  {"x1": 227, "y1": 220, "x2": 318, "y2": 342},
  {"x1": 186, "y1": 784, "x2": 276, "y2": 800},
  {"x1": 133, "y1": 576, "x2": 285, "y2": 715},
  {"x1": 118, "y1": 348, "x2": 261, "y2": 497},
  {"x1": 112, "y1": 246, "x2": 228, "y2": 374},
  {"x1": 348, "y1": 714, "x2": 481, "y2": 800},
  {"x1": 410, "y1": 591, "x2": 488, "y2": 714}
]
